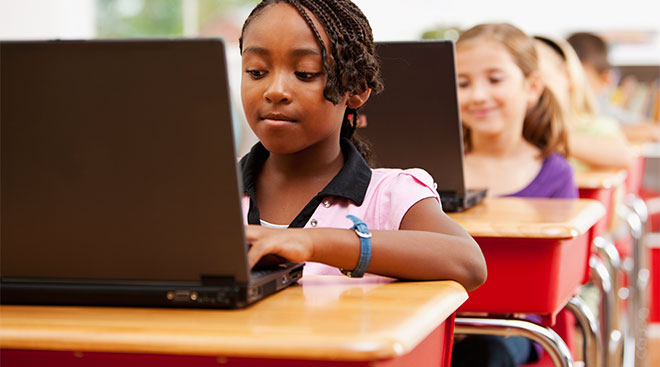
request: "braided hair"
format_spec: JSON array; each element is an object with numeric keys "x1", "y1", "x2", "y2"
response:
[{"x1": 239, "y1": 0, "x2": 383, "y2": 163}]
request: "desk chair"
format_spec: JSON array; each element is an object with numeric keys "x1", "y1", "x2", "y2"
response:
[
  {"x1": 614, "y1": 147, "x2": 653, "y2": 367},
  {"x1": 575, "y1": 169, "x2": 627, "y2": 367},
  {"x1": 575, "y1": 150, "x2": 655, "y2": 367}
]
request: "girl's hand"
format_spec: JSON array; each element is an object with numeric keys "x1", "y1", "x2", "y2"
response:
[{"x1": 245, "y1": 225, "x2": 315, "y2": 268}]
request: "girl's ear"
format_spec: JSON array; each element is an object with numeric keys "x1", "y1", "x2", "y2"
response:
[
  {"x1": 525, "y1": 72, "x2": 545, "y2": 108},
  {"x1": 347, "y1": 88, "x2": 372, "y2": 109}
]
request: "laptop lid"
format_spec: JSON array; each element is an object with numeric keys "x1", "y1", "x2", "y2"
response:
[
  {"x1": 357, "y1": 40, "x2": 485, "y2": 211},
  {"x1": 1, "y1": 39, "x2": 255, "y2": 288}
]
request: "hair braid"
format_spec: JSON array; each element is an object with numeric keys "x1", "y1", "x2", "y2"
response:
[
  {"x1": 309, "y1": 0, "x2": 345, "y2": 36},
  {"x1": 287, "y1": 1, "x2": 338, "y2": 100},
  {"x1": 333, "y1": 1, "x2": 365, "y2": 40},
  {"x1": 240, "y1": 0, "x2": 383, "y2": 164},
  {"x1": 296, "y1": 1, "x2": 344, "y2": 102}
]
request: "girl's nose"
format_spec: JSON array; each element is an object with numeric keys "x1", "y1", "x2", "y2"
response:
[
  {"x1": 263, "y1": 72, "x2": 291, "y2": 104},
  {"x1": 469, "y1": 81, "x2": 488, "y2": 102}
]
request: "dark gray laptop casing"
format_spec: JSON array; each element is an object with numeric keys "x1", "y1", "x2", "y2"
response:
[{"x1": 0, "y1": 39, "x2": 303, "y2": 308}]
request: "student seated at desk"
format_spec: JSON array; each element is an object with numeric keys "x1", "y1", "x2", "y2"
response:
[
  {"x1": 452, "y1": 23, "x2": 578, "y2": 367},
  {"x1": 455, "y1": 23, "x2": 577, "y2": 200},
  {"x1": 237, "y1": 0, "x2": 486, "y2": 289},
  {"x1": 566, "y1": 32, "x2": 660, "y2": 143},
  {"x1": 535, "y1": 35, "x2": 635, "y2": 171}
]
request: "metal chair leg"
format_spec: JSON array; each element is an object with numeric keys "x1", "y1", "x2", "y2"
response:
[
  {"x1": 454, "y1": 317, "x2": 574, "y2": 367},
  {"x1": 566, "y1": 296, "x2": 601, "y2": 367},
  {"x1": 593, "y1": 235, "x2": 621, "y2": 277},
  {"x1": 590, "y1": 255, "x2": 618, "y2": 367},
  {"x1": 618, "y1": 196, "x2": 649, "y2": 367}
]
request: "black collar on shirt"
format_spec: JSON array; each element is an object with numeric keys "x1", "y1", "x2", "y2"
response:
[{"x1": 238, "y1": 138, "x2": 372, "y2": 228}]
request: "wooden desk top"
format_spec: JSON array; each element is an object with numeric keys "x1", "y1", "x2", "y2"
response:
[
  {"x1": 574, "y1": 168, "x2": 628, "y2": 189},
  {"x1": 448, "y1": 197, "x2": 605, "y2": 239},
  {"x1": 0, "y1": 277, "x2": 467, "y2": 361}
]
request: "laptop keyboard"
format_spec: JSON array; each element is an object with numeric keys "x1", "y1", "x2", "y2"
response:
[
  {"x1": 251, "y1": 269, "x2": 277, "y2": 279},
  {"x1": 251, "y1": 262, "x2": 297, "y2": 279}
]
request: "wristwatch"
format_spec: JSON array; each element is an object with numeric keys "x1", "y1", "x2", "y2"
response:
[{"x1": 340, "y1": 215, "x2": 372, "y2": 278}]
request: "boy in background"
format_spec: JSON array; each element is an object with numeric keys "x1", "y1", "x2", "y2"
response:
[{"x1": 567, "y1": 32, "x2": 659, "y2": 142}]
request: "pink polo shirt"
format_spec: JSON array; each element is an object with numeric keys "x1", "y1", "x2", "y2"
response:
[{"x1": 241, "y1": 167, "x2": 440, "y2": 276}]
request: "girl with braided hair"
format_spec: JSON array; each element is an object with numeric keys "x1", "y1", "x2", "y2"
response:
[{"x1": 237, "y1": 0, "x2": 486, "y2": 288}]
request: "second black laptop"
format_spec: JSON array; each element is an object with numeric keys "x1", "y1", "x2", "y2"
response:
[{"x1": 358, "y1": 40, "x2": 486, "y2": 212}]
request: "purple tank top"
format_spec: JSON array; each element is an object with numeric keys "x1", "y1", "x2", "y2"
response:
[{"x1": 504, "y1": 153, "x2": 578, "y2": 199}]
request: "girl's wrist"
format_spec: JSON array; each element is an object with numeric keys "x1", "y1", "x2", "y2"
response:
[
  {"x1": 304, "y1": 228, "x2": 321, "y2": 263},
  {"x1": 304, "y1": 228, "x2": 328, "y2": 263},
  {"x1": 306, "y1": 228, "x2": 362, "y2": 269}
]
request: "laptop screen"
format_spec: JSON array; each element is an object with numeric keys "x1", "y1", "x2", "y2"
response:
[
  {"x1": 1, "y1": 39, "x2": 250, "y2": 283},
  {"x1": 357, "y1": 40, "x2": 467, "y2": 197}
]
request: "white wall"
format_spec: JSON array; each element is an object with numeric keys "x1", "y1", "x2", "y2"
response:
[
  {"x1": 3, "y1": 0, "x2": 658, "y2": 40},
  {"x1": 353, "y1": 0, "x2": 660, "y2": 39},
  {"x1": 1, "y1": 0, "x2": 658, "y2": 63},
  {"x1": 0, "y1": 0, "x2": 95, "y2": 40},
  {"x1": 353, "y1": 0, "x2": 660, "y2": 64}
]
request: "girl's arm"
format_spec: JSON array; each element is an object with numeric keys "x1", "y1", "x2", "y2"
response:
[
  {"x1": 620, "y1": 122, "x2": 660, "y2": 144},
  {"x1": 569, "y1": 133, "x2": 634, "y2": 169},
  {"x1": 246, "y1": 197, "x2": 487, "y2": 292}
]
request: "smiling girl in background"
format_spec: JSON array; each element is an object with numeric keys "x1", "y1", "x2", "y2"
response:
[
  {"x1": 452, "y1": 23, "x2": 578, "y2": 366},
  {"x1": 457, "y1": 23, "x2": 577, "y2": 200}
]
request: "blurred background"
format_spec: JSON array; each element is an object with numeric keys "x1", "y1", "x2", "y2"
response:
[
  {"x1": 1, "y1": 0, "x2": 658, "y2": 153},
  {"x1": 2, "y1": 0, "x2": 658, "y2": 62}
]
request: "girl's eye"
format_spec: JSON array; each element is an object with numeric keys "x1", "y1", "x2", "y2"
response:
[
  {"x1": 295, "y1": 71, "x2": 322, "y2": 81},
  {"x1": 246, "y1": 69, "x2": 266, "y2": 79},
  {"x1": 458, "y1": 80, "x2": 469, "y2": 88},
  {"x1": 489, "y1": 76, "x2": 503, "y2": 84}
]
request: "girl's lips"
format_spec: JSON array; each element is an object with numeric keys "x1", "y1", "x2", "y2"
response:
[
  {"x1": 260, "y1": 113, "x2": 298, "y2": 128},
  {"x1": 261, "y1": 113, "x2": 296, "y2": 123},
  {"x1": 467, "y1": 106, "x2": 497, "y2": 118},
  {"x1": 262, "y1": 118, "x2": 297, "y2": 128}
]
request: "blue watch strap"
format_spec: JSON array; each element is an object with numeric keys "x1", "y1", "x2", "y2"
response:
[{"x1": 342, "y1": 215, "x2": 372, "y2": 278}]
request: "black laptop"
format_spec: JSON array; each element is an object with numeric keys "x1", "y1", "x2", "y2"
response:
[
  {"x1": 0, "y1": 39, "x2": 303, "y2": 309},
  {"x1": 358, "y1": 40, "x2": 486, "y2": 212}
]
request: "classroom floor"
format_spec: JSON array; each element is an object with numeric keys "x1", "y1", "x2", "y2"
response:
[
  {"x1": 648, "y1": 323, "x2": 659, "y2": 367},
  {"x1": 571, "y1": 322, "x2": 659, "y2": 367}
]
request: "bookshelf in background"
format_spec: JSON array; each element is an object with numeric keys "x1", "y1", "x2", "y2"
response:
[{"x1": 611, "y1": 65, "x2": 660, "y2": 123}]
